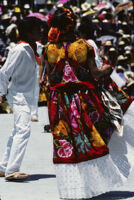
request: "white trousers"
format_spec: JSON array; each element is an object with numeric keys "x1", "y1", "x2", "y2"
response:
[{"x1": 0, "y1": 103, "x2": 31, "y2": 175}]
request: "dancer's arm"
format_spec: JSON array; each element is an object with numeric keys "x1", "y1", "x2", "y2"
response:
[{"x1": 88, "y1": 57, "x2": 111, "y2": 79}]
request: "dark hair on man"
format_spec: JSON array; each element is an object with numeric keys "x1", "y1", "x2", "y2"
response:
[{"x1": 18, "y1": 17, "x2": 42, "y2": 41}]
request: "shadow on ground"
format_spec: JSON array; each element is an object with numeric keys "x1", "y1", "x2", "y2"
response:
[
  {"x1": 91, "y1": 191, "x2": 134, "y2": 200},
  {"x1": 27, "y1": 174, "x2": 56, "y2": 181}
]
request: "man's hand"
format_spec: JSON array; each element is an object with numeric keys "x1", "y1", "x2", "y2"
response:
[{"x1": 0, "y1": 97, "x2": 3, "y2": 104}]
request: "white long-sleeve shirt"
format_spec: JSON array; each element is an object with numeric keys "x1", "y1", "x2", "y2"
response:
[
  {"x1": 86, "y1": 39, "x2": 103, "y2": 69},
  {"x1": 0, "y1": 43, "x2": 37, "y2": 105}
]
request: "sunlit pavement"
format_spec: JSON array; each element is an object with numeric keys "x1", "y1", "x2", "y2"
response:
[{"x1": 0, "y1": 106, "x2": 134, "y2": 200}]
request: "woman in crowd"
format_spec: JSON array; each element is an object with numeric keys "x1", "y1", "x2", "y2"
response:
[{"x1": 42, "y1": 6, "x2": 134, "y2": 199}]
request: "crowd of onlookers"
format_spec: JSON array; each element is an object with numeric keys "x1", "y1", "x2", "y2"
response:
[
  {"x1": 0, "y1": 0, "x2": 134, "y2": 113},
  {"x1": 74, "y1": 0, "x2": 134, "y2": 97}
]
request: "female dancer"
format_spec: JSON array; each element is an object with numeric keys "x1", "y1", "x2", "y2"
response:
[{"x1": 43, "y1": 7, "x2": 134, "y2": 199}]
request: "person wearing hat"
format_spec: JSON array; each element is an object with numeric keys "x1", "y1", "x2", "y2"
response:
[
  {"x1": 118, "y1": 40, "x2": 125, "y2": 55},
  {"x1": 103, "y1": 40, "x2": 113, "y2": 57},
  {"x1": 121, "y1": 21, "x2": 130, "y2": 35},
  {"x1": 22, "y1": 4, "x2": 32, "y2": 18},
  {"x1": 123, "y1": 71, "x2": 134, "y2": 97},
  {"x1": 117, "y1": 54, "x2": 131, "y2": 72},
  {"x1": 5, "y1": 23, "x2": 19, "y2": 57},
  {"x1": 71, "y1": 6, "x2": 80, "y2": 16},
  {"x1": 31, "y1": 20, "x2": 49, "y2": 122},
  {"x1": 108, "y1": 47, "x2": 118, "y2": 66},
  {"x1": 44, "y1": 0, "x2": 56, "y2": 18},
  {"x1": 0, "y1": 24, "x2": 8, "y2": 58},
  {"x1": 5, "y1": 24, "x2": 18, "y2": 43},
  {"x1": 124, "y1": 50, "x2": 132, "y2": 65},
  {"x1": 81, "y1": 2, "x2": 91, "y2": 13},
  {"x1": 116, "y1": 65, "x2": 125, "y2": 74},
  {"x1": 12, "y1": 7, "x2": 22, "y2": 22},
  {"x1": 1, "y1": 13, "x2": 11, "y2": 29},
  {"x1": 101, "y1": 12, "x2": 119, "y2": 37}
]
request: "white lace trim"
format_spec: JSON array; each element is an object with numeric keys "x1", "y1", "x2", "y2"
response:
[{"x1": 55, "y1": 102, "x2": 134, "y2": 199}]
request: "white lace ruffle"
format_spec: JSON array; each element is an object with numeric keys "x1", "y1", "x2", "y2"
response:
[{"x1": 55, "y1": 102, "x2": 134, "y2": 199}]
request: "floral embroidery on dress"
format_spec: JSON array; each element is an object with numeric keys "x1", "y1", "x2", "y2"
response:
[
  {"x1": 63, "y1": 61, "x2": 78, "y2": 82},
  {"x1": 45, "y1": 39, "x2": 133, "y2": 164},
  {"x1": 57, "y1": 140, "x2": 73, "y2": 158}
]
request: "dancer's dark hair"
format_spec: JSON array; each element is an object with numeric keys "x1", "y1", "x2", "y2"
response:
[{"x1": 48, "y1": 7, "x2": 77, "y2": 43}]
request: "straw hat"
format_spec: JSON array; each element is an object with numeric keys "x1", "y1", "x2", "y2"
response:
[
  {"x1": 72, "y1": 6, "x2": 80, "y2": 14},
  {"x1": 46, "y1": 0, "x2": 53, "y2": 5},
  {"x1": 109, "y1": 47, "x2": 116, "y2": 52},
  {"x1": 24, "y1": 4, "x2": 30, "y2": 9},
  {"x1": 39, "y1": 9, "x2": 45, "y2": 13},
  {"x1": 125, "y1": 50, "x2": 131, "y2": 55},
  {"x1": 117, "y1": 55, "x2": 127, "y2": 61},
  {"x1": 117, "y1": 29, "x2": 124, "y2": 35},
  {"x1": 1, "y1": 14, "x2": 10, "y2": 20},
  {"x1": 102, "y1": 11, "x2": 107, "y2": 15},
  {"x1": 118, "y1": 40, "x2": 125, "y2": 46},
  {"x1": 92, "y1": 19, "x2": 99, "y2": 23},
  {"x1": 81, "y1": 2, "x2": 91, "y2": 12},
  {"x1": 122, "y1": 21, "x2": 127, "y2": 25},
  {"x1": 91, "y1": 2, "x2": 97, "y2": 8},
  {"x1": 123, "y1": 34, "x2": 131, "y2": 39},
  {"x1": 3, "y1": 0, "x2": 7, "y2": 6},
  {"x1": 105, "y1": 40, "x2": 112, "y2": 46}
]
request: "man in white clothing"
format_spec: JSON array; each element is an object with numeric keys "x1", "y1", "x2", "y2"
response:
[{"x1": 0, "y1": 17, "x2": 42, "y2": 181}]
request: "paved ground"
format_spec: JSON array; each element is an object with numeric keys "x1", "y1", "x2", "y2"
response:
[{"x1": 0, "y1": 106, "x2": 134, "y2": 200}]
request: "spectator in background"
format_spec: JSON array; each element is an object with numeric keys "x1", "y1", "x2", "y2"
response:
[
  {"x1": 22, "y1": 4, "x2": 32, "y2": 18},
  {"x1": 31, "y1": 20, "x2": 49, "y2": 122},
  {"x1": 44, "y1": 0, "x2": 56, "y2": 18}
]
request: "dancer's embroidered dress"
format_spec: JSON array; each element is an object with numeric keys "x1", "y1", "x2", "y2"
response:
[{"x1": 44, "y1": 38, "x2": 134, "y2": 199}]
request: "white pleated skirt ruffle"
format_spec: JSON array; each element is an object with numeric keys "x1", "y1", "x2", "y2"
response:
[{"x1": 55, "y1": 102, "x2": 134, "y2": 199}]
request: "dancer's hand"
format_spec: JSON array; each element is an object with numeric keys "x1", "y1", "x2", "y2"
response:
[{"x1": 0, "y1": 97, "x2": 3, "y2": 104}]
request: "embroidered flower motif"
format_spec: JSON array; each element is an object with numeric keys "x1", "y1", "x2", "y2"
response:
[
  {"x1": 70, "y1": 97, "x2": 80, "y2": 118},
  {"x1": 71, "y1": 117, "x2": 79, "y2": 129},
  {"x1": 90, "y1": 126, "x2": 105, "y2": 147},
  {"x1": 74, "y1": 133, "x2": 91, "y2": 154},
  {"x1": 63, "y1": 61, "x2": 78, "y2": 82},
  {"x1": 89, "y1": 111, "x2": 99, "y2": 124},
  {"x1": 58, "y1": 140, "x2": 73, "y2": 158},
  {"x1": 53, "y1": 120, "x2": 70, "y2": 136}
]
